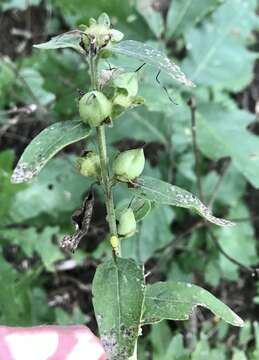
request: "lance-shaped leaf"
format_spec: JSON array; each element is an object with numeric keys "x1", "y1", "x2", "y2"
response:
[
  {"x1": 142, "y1": 281, "x2": 244, "y2": 327},
  {"x1": 92, "y1": 258, "x2": 145, "y2": 359},
  {"x1": 34, "y1": 30, "x2": 84, "y2": 53},
  {"x1": 109, "y1": 40, "x2": 195, "y2": 87},
  {"x1": 131, "y1": 176, "x2": 234, "y2": 226},
  {"x1": 11, "y1": 120, "x2": 91, "y2": 183}
]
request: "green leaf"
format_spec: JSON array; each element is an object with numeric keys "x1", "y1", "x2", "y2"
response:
[
  {"x1": 122, "y1": 205, "x2": 174, "y2": 263},
  {"x1": 0, "y1": 150, "x2": 25, "y2": 225},
  {"x1": 34, "y1": 31, "x2": 84, "y2": 53},
  {"x1": 108, "y1": 107, "x2": 168, "y2": 145},
  {"x1": 182, "y1": 0, "x2": 258, "y2": 91},
  {"x1": 0, "y1": 60, "x2": 16, "y2": 107},
  {"x1": 18, "y1": 68, "x2": 55, "y2": 106},
  {"x1": 109, "y1": 40, "x2": 194, "y2": 87},
  {"x1": 192, "y1": 339, "x2": 210, "y2": 360},
  {"x1": 0, "y1": 227, "x2": 64, "y2": 272},
  {"x1": 217, "y1": 203, "x2": 258, "y2": 281},
  {"x1": 0, "y1": 254, "x2": 43, "y2": 325},
  {"x1": 136, "y1": 0, "x2": 164, "y2": 38},
  {"x1": 92, "y1": 258, "x2": 145, "y2": 359},
  {"x1": 10, "y1": 156, "x2": 92, "y2": 222},
  {"x1": 166, "y1": 0, "x2": 221, "y2": 38},
  {"x1": 11, "y1": 120, "x2": 91, "y2": 183},
  {"x1": 149, "y1": 322, "x2": 172, "y2": 360},
  {"x1": 142, "y1": 281, "x2": 244, "y2": 327},
  {"x1": 197, "y1": 104, "x2": 259, "y2": 188},
  {"x1": 55, "y1": 306, "x2": 89, "y2": 325},
  {"x1": 131, "y1": 176, "x2": 234, "y2": 226}
]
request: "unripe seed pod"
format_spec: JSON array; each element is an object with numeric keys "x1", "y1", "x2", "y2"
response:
[
  {"x1": 112, "y1": 148, "x2": 145, "y2": 182},
  {"x1": 79, "y1": 91, "x2": 112, "y2": 127},
  {"x1": 117, "y1": 208, "x2": 136, "y2": 238},
  {"x1": 78, "y1": 151, "x2": 101, "y2": 178}
]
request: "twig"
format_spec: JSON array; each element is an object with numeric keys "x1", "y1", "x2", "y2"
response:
[
  {"x1": 208, "y1": 158, "x2": 231, "y2": 208},
  {"x1": 156, "y1": 220, "x2": 205, "y2": 256},
  {"x1": 58, "y1": 275, "x2": 91, "y2": 292},
  {"x1": 0, "y1": 104, "x2": 37, "y2": 116},
  {"x1": 187, "y1": 97, "x2": 203, "y2": 201},
  {"x1": 208, "y1": 230, "x2": 259, "y2": 278}
]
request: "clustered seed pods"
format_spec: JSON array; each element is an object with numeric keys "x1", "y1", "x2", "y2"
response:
[
  {"x1": 117, "y1": 208, "x2": 137, "y2": 238},
  {"x1": 112, "y1": 148, "x2": 145, "y2": 182},
  {"x1": 78, "y1": 151, "x2": 101, "y2": 178},
  {"x1": 79, "y1": 91, "x2": 112, "y2": 127},
  {"x1": 78, "y1": 72, "x2": 144, "y2": 126},
  {"x1": 76, "y1": 13, "x2": 147, "y2": 249}
]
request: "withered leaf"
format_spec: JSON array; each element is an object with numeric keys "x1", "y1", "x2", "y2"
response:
[{"x1": 60, "y1": 190, "x2": 95, "y2": 252}]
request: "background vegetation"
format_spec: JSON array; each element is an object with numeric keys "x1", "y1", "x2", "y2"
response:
[{"x1": 0, "y1": 0, "x2": 259, "y2": 358}]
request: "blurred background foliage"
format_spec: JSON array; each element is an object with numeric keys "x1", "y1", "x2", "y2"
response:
[{"x1": 0, "y1": 0, "x2": 259, "y2": 358}]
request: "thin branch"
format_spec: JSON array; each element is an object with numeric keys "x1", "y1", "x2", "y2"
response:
[
  {"x1": 156, "y1": 220, "x2": 205, "y2": 256},
  {"x1": 187, "y1": 97, "x2": 204, "y2": 201},
  {"x1": 208, "y1": 158, "x2": 231, "y2": 208},
  {"x1": 0, "y1": 104, "x2": 37, "y2": 116},
  {"x1": 208, "y1": 230, "x2": 259, "y2": 278}
]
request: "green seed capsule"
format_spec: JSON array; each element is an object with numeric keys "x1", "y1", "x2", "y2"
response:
[
  {"x1": 79, "y1": 91, "x2": 112, "y2": 127},
  {"x1": 112, "y1": 148, "x2": 145, "y2": 182},
  {"x1": 117, "y1": 208, "x2": 136, "y2": 238},
  {"x1": 78, "y1": 151, "x2": 101, "y2": 178}
]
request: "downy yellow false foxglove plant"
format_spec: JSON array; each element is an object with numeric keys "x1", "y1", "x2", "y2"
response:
[{"x1": 11, "y1": 13, "x2": 243, "y2": 360}]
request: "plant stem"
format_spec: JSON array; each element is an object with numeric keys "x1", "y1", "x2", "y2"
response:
[
  {"x1": 89, "y1": 52, "x2": 120, "y2": 256},
  {"x1": 187, "y1": 97, "x2": 204, "y2": 201},
  {"x1": 208, "y1": 158, "x2": 231, "y2": 209},
  {"x1": 96, "y1": 126, "x2": 120, "y2": 246}
]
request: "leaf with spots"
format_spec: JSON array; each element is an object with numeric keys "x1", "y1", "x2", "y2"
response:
[
  {"x1": 92, "y1": 258, "x2": 145, "y2": 359},
  {"x1": 109, "y1": 40, "x2": 195, "y2": 87},
  {"x1": 142, "y1": 281, "x2": 244, "y2": 327},
  {"x1": 131, "y1": 176, "x2": 234, "y2": 226},
  {"x1": 11, "y1": 120, "x2": 91, "y2": 184}
]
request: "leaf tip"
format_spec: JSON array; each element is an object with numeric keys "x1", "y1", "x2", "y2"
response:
[{"x1": 233, "y1": 314, "x2": 244, "y2": 327}]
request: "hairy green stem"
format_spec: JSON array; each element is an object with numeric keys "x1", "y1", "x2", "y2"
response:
[{"x1": 89, "y1": 52, "x2": 120, "y2": 255}]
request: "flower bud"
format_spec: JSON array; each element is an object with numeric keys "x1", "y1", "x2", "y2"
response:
[
  {"x1": 117, "y1": 208, "x2": 136, "y2": 238},
  {"x1": 112, "y1": 148, "x2": 145, "y2": 182},
  {"x1": 77, "y1": 151, "x2": 101, "y2": 178},
  {"x1": 79, "y1": 91, "x2": 112, "y2": 127},
  {"x1": 82, "y1": 13, "x2": 124, "y2": 50}
]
